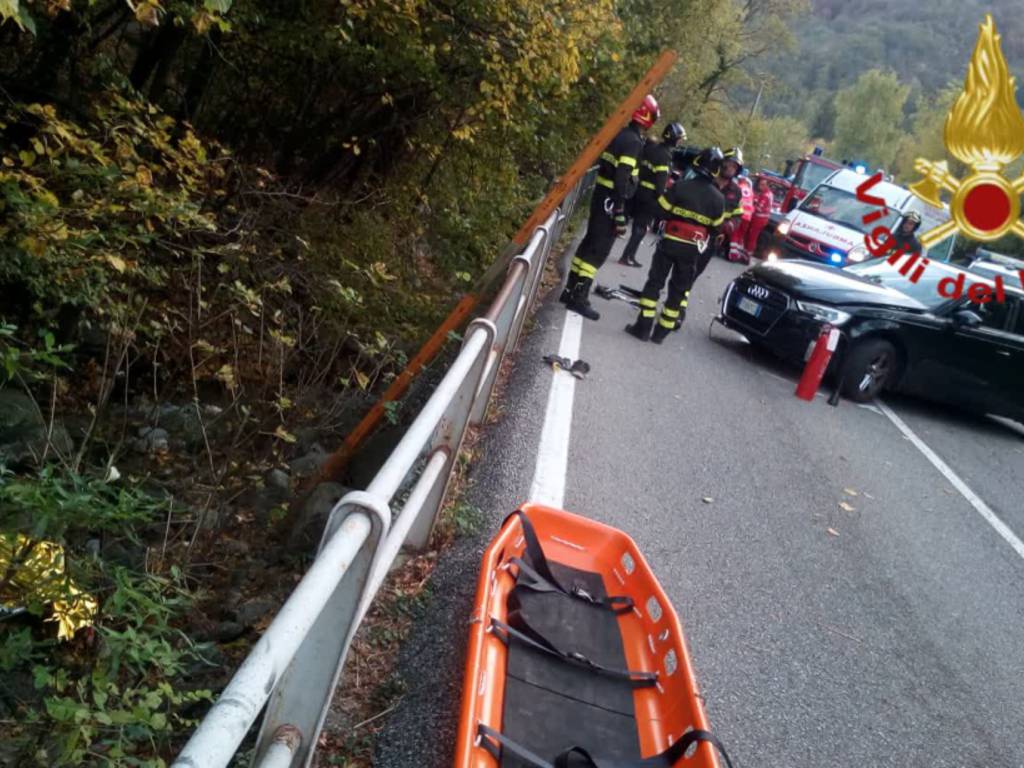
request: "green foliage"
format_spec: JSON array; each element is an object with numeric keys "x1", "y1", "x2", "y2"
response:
[
  {"x1": 832, "y1": 69, "x2": 910, "y2": 170},
  {"x1": 0, "y1": 470, "x2": 213, "y2": 765},
  {"x1": 0, "y1": 95, "x2": 225, "y2": 323},
  {"x1": 0, "y1": 324, "x2": 73, "y2": 383}
]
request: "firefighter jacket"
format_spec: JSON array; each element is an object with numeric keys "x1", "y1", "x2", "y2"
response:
[
  {"x1": 596, "y1": 123, "x2": 645, "y2": 211},
  {"x1": 718, "y1": 178, "x2": 745, "y2": 236},
  {"x1": 638, "y1": 140, "x2": 671, "y2": 202},
  {"x1": 891, "y1": 231, "x2": 922, "y2": 257},
  {"x1": 654, "y1": 175, "x2": 726, "y2": 247}
]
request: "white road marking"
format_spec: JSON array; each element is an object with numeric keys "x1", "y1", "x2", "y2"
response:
[
  {"x1": 876, "y1": 399, "x2": 1024, "y2": 560},
  {"x1": 529, "y1": 311, "x2": 583, "y2": 507}
]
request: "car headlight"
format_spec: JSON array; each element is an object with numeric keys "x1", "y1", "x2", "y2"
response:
[
  {"x1": 776, "y1": 220, "x2": 792, "y2": 236},
  {"x1": 795, "y1": 300, "x2": 852, "y2": 326},
  {"x1": 847, "y1": 244, "x2": 870, "y2": 263}
]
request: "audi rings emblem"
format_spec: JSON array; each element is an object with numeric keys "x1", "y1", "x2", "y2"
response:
[{"x1": 747, "y1": 285, "x2": 770, "y2": 300}]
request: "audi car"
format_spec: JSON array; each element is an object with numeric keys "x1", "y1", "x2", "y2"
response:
[{"x1": 718, "y1": 258, "x2": 1024, "y2": 420}]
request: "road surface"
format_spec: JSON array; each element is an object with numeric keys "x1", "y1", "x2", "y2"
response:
[{"x1": 374, "y1": 232, "x2": 1024, "y2": 768}]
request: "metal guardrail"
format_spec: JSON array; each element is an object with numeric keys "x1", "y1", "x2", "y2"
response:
[{"x1": 172, "y1": 169, "x2": 596, "y2": 768}]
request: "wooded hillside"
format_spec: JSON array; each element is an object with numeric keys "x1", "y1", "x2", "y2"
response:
[{"x1": 0, "y1": 1, "x2": 808, "y2": 764}]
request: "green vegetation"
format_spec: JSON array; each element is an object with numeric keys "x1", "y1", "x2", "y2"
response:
[
  {"x1": 1, "y1": 0, "x2": 809, "y2": 762},
  {"x1": 0, "y1": 468, "x2": 213, "y2": 765}
]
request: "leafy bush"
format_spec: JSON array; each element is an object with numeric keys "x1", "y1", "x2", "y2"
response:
[{"x1": 0, "y1": 469, "x2": 214, "y2": 766}]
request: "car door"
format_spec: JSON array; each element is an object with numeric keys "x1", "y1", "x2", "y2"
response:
[
  {"x1": 945, "y1": 297, "x2": 1021, "y2": 417},
  {"x1": 994, "y1": 297, "x2": 1024, "y2": 419}
]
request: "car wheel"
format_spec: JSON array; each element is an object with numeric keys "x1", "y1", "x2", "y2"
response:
[{"x1": 841, "y1": 339, "x2": 898, "y2": 402}]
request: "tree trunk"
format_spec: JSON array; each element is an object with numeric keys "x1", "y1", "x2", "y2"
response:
[
  {"x1": 177, "y1": 27, "x2": 221, "y2": 124},
  {"x1": 130, "y1": 23, "x2": 185, "y2": 94}
]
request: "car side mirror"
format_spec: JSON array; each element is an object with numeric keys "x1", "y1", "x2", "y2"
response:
[{"x1": 952, "y1": 309, "x2": 982, "y2": 329}]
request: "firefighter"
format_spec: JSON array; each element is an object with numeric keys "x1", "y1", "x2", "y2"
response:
[
  {"x1": 715, "y1": 147, "x2": 746, "y2": 264},
  {"x1": 657, "y1": 146, "x2": 744, "y2": 332},
  {"x1": 561, "y1": 95, "x2": 659, "y2": 321},
  {"x1": 891, "y1": 211, "x2": 923, "y2": 257},
  {"x1": 624, "y1": 147, "x2": 726, "y2": 344},
  {"x1": 618, "y1": 121, "x2": 686, "y2": 268}
]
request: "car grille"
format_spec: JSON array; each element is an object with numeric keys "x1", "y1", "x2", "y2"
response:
[{"x1": 722, "y1": 277, "x2": 790, "y2": 335}]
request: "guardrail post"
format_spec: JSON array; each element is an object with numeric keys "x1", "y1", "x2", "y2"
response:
[
  {"x1": 252, "y1": 492, "x2": 391, "y2": 768},
  {"x1": 508, "y1": 223, "x2": 552, "y2": 352},
  {"x1": 403, "y1": 319, "x2": 496, "y2": 551}
]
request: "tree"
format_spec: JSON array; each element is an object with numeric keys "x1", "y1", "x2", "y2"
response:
[
  {"x1": 744, "y1": 115, "x2": 812, "y2": 171},
  {"x1": 832, "y1": 69, "x2": 910, "y2": 170},
  {"x1": 892, "y1": 82, "x2": 960, "y2": 180}
]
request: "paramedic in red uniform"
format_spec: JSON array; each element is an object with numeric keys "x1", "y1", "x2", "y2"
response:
[
  {"x1": 745, "y1": 176, "x2": 774, "y2": 258},
  {"x1": 624, "y1": 147, "x2": 726, "y2": 344},
  {"x1": 728, "y1": 174, "x2": 754, "y2": 262},
  {"x1": 560, "y1": 95, "x2": 659, "y2": 321}
]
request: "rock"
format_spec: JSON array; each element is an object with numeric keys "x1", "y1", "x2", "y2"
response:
[
  {"x1": 288, "y1": 442, "x2": 328, "y2": 478},
  {"x1": 210, "y1": 621, "x2": 245, "y2": 643},
  {"x1": 221, "y1": 538, "x2": 251, "y2": 557},
  {"x1": 288, "y1": 481, "x2": 351, "y2": 552},
  {"x1": 233, "y1": 598, "x2": 277, "y2": 628},
  {"x1": 136, "y1": 427, "x2": 169, "y2": 454},
  {"x1": 0, "y1": 389, "x2": 74, "y2": 467},
  {"x1": 104, "y1": 540, "x2": 147, "y2": 569},
  {"x1": 266, "y1": 468, "x2": 291, "y2": 493},
  {"x1": 158, "y1": 403, "x2": 207, "y2": 449}
]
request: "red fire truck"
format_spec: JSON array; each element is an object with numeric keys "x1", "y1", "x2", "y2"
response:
[{"x1": 780, "y1": 152, "x2": 843, "y2": 212}]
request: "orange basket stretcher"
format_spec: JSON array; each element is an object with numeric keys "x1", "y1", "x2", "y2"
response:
[{"x1": 454, "y1": 504, "x2": 733, "y2": 768}]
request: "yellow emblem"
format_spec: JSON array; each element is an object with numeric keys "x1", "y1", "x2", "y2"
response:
[{"x1": 909, "y1": 15, "x2": 1024, "y2": 246}]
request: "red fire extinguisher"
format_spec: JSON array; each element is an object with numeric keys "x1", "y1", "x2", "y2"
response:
[{"x1": 795, "y1": 324, "x2": 840, "y2": 401}]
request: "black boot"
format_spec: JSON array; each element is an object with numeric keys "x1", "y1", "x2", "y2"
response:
[
  {"x1": 566, "y1": 278, "x2": 600, "y2": 321},
  {"x1": 650, "y1": 322, "x2": 672, "y2": 344},
  {"x1": 673, "y1": 307, "x2": 686, "y2": 331},
  {"x1": 624, "y1": 313, "x2": 653, "y2": 341},
  {"x1": 559, "y1": 273, "x2": 579, "y2": 304}
]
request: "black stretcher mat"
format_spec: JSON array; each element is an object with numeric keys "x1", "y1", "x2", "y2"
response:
[{"x1": 500, "y1": 562, "x2": 642, "y2": 767}]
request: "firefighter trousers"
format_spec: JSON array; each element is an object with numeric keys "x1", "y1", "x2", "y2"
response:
[
  {"x1": 638, "y1": 240, "x2": 701, "y2": 330},
  {"x1": 570, "y1": 188, "x2": 616, "y2": 282},
  {"x1": 621, "y1": 206, "x2": 655, "y2": 264}
]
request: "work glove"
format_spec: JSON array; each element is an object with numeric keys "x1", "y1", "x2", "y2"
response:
[{"x1": 613, "y1": 207, "x2": 628, "y2": 237}]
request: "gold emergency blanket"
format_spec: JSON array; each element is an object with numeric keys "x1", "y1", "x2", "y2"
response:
[{"x1": 0, "y1": 533, "x2": 97, "y2": 640}]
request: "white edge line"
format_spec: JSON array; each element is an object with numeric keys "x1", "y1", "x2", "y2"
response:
[
  {"x1": 875, "y1": 398, "x2": 1024, "y2": 560},
  {"x1": 528, "y1": 311, "x2": 583, "y2": 507}
]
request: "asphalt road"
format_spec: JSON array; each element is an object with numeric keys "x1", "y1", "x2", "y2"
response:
[{"x1": 374, "y1": 233, "x2": 1024, "y2": 768}]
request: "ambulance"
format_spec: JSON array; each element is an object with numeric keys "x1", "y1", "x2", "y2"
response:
[{"x1": 767, "y1": 169, "x2": 955, "y2": 268}]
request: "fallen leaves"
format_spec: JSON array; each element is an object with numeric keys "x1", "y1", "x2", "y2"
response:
[
  {"x1": 826, "y1": 528, "x2": 840, "y2": 537},
  {"x1": 702, "y1": 496, "x2": 714, "y2": 504},
  {"x1": 843, "y1": 488, "x2": 858, "y2": 497},
  {"x1": 839, "y1": 501, "x2": 856, "y2": 513}
]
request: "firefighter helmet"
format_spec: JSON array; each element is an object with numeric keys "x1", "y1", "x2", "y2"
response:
[
  {"x1": 902, "y1": 210, "x2": 922, "y2": 230},
  {"x1": 693, "y1": 147, "x2": 724, "y2": 179},
  {"x1": 631, "y1": 95, "x2": 660, "y2": 129},
  {"x1": 662, "y1": 122, "x2": 686, "y2": 146},
  {"x1": 723, "y1": 147, "x2": 744, "y2": 173}
]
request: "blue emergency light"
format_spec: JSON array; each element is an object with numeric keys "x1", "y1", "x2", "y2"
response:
[{"x1": 829, "y1": 252, "x2": 843, "y2": 264}]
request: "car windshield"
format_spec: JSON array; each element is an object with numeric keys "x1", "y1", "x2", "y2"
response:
[
  {"x1": 798, "y1": 185, "x2": 900, "y2": 235},
  {"x1": 796, "y1": 162, "x2": 836, "y2": 192},
  {"x1": 844, "y1": 259, "x2": 974, "y2": 309}
]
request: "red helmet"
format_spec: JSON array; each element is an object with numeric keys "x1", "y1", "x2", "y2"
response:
[{"x1": 631, "y1": 95, "x2": 660, "y2": 129}]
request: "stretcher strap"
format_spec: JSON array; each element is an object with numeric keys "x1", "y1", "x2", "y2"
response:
[
  {"x1": 490, "y1": 617, "x2": 658, "y2": 688},
  {"x1": 505, "y1": 510, "x2": 634, "y2": 614},
  {"x1": 477, "y1": 724, "x2": 735, "y2": 768},
  {"x1": 510, "y1": 556, "x2": 634, "y2": 615}
]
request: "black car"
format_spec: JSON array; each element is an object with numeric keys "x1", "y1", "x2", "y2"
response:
[{"x1": 719, "y1": 259, "x2": 1024, "y2": 420}]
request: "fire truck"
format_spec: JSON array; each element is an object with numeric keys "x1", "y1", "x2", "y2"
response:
[{"x1": 779, "y1": 151, "x2": 843, "y2": 212}]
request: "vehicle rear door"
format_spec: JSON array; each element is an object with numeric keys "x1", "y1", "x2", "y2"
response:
[
  {"x1": 942, "y1": 297, "x2": 1021, "y2": 416},
  {"x1": 993, "y1": 297, "x2": 1024, "y2": 418}
]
